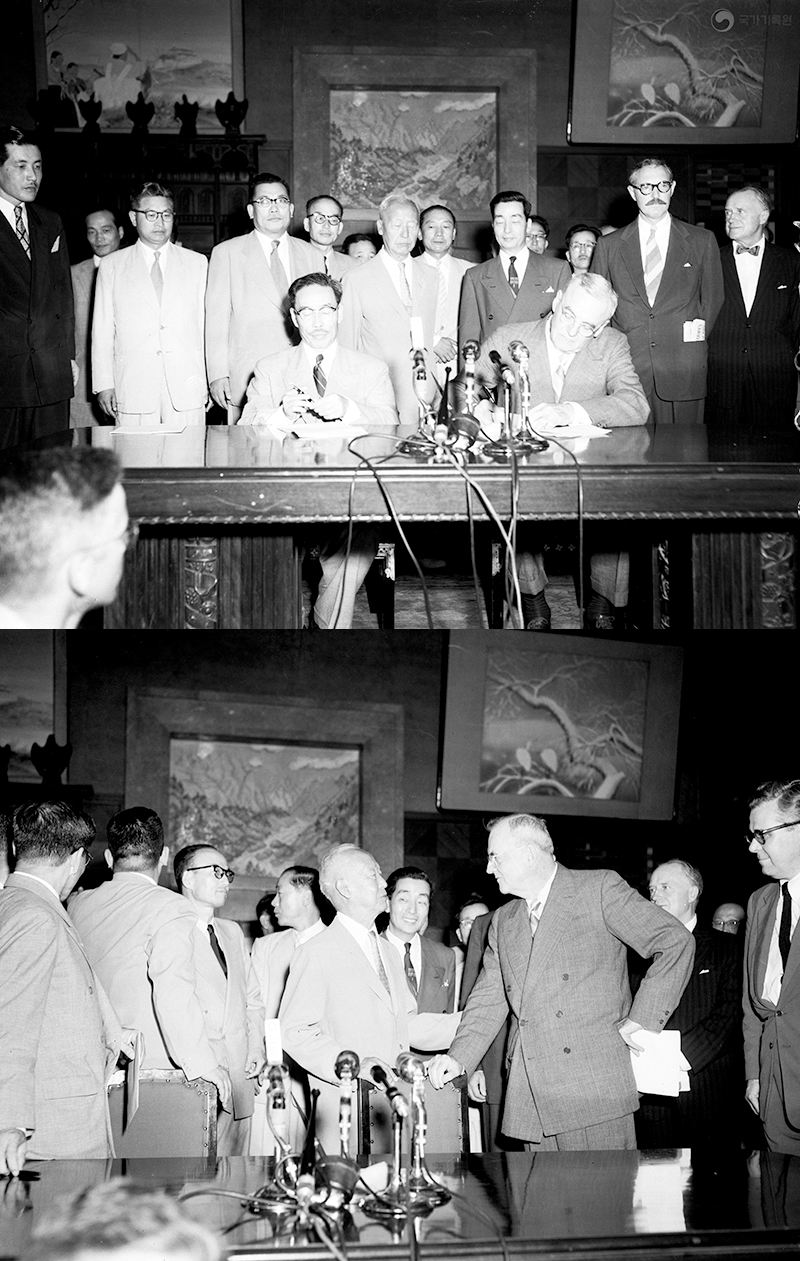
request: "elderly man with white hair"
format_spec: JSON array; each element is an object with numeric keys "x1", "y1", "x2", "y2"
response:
[
  {"x1": 279, "y1": 843, "x2": 460, "y2": 1153},
  {"x1": 338, "y1": 194, "x2": 438, "y2": 424}
]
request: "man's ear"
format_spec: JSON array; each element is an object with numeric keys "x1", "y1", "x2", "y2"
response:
[
  {"x1": 104, "y1": 847, "x2": 114, "y2": 870},
  {"x1": 376, "y1": 219, "x2": 384, "y2": 239},
  {"x1": 159, "y1": 845, "x2": 170, "y2": 871},
  {"x1": 302, "y1": 217, "x2": 311, "y2": 236},
  {"x1": 247, "y1": 203, "x2": 255, "y2": 223},
  {"x1": 128, "y1": 209, "x2": 137, "y2": 230},
  {"x1": 289, "y1": 308, "x2": 300, "y2": 331},
  {"x1": 627, "y1": 185, "x2": 637, "y2": 204},
  {"x1": 552, "y1": 289, "x2": 563, "y2": 313}
]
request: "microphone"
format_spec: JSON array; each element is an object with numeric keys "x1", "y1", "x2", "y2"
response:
[
  {"x1": 267, "y1": 1062, "x2": 286, "y2": 1102},
  {"x1": 508, "y1": 340, "x2": 530, "y2": 368},
  {"x1": 410, "y1": 347, "x2": 427, "y2": 380},
  {"x1": 488, "y1": 349, "x2": 515, "y2": 387},
  {"x1": 462, "y1": 340, "x2": 480, "y2": 363},
  {"x1": 335, "y1": 1049, "x2": 360, "y2": 1082},
  {"x1": 335, "y1": 1049, "x2": 359, "y2": 1156},
  {"x1": 396, "y1": 1051, "x2": 426, "y2": 1083},
  {"x1": 370, "y1": 1064, "x2": 408, "y2": 1117}
]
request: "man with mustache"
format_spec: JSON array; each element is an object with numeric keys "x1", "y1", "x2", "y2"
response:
[{"x1": 591, "y1": 158, "x2": 723, "y2": 426}]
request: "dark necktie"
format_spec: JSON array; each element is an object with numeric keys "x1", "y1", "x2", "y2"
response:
[
  {"x1": 14, "y1": 204, "x2": 30, "y2": 260},
  {"x1": 508, "y1": 255, "x2": 519, "y2": 295},
  {"x1": 736, "y1": 244, "x2": 759, "y2": 256},
  {"x1": 208, "y1": 923, "x2": 228, "y2": 978},
  {"x1": 779, "y1": 884, "x2": 793, "y2": 971},
  {"x1": 404, "y1": 941, "x2": 418, "y2": 997},
  {"x1": 313, "y1": 353, "x2": 327, "y2": 397}
]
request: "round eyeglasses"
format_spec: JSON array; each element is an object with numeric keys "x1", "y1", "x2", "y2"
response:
[
  {"x1": 630, "y1": 181, "x2": 673, "y2": 195},
  {"x1": 745, "y1": 818, "x2": 800, "y2": 847},
  {"x1": 310, "y1": 213, "x2": 341, "y2": 226},
  {"x1": 185, "y1": 864, "x2": 235, "y2": 882}
]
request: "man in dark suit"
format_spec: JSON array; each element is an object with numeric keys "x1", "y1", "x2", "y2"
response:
[
  {"x1": 0, "y1": 126, "x2": 76, "y2": 449},
  {"x1": 707, "y1": 186, "x2": 800, "y2": 437},
  {"x1": 428, "y1": 813, "x2": 694, "y2": 1150},
  {"x1": 70, "y1": 207, "x2": 125, "y2": 431},
  {"x1": 634, "y1": 859, "x2": 741, "y2": 1148},
  {"x1": 591, "y1": 158, "x2": 724, "y2": 424},
  {"x1": 458, "y1": 191, "x2": 570, "y2": 349},
  {"x1": 744, "y1": 779, "x2": 800, "y2": 1154},
  {"x1": 382, "y1": 866, "x2": 455, "y2": 1019}
]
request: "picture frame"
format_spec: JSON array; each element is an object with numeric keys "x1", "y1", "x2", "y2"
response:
[
  {"x1": 293, "y1": 47, "x2": 536, "y2": 225},
  {"x1": 438, "y1": 633, "x2": 683, "y2": 821},
  {"x1": 125, "y1": 689, "x2": 404, "y2": 918},
  {"x1": 568, "y1": 0, "x2": 800, "y2": 146},
  {"x1": 0, "y1": 631, "x2": 68, "y2": 784}
]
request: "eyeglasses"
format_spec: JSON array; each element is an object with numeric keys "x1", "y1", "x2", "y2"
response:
[
  {"x1": 251, "y1": 196, "x2": 290, "y2": 207},
  {"x1": 559, "y1": 305, "x2": 602, "y2": 337},
  {"x1": 185, "y1": 864, "x2": 236, "y2": 882},
  {"x1": 310, "y1": 213, "x2": 341, "y2": 226},
  {"x1": 745, "y1": 819, "x2": 800, "y2": 847},
  {"x1": 712, "y1": 918, "x2": 741, "y2": 929},
  {"x1": 294, "y1": 304, "x2": 338, "y2": 319},
  {"x1": 630, "y1": 181, "x2": 673, "y2": 195},
  {"x1": 135, "y1": 209, "x2": 174, "y2": 222},
  {"x1": 528, "y1": 233, "x2": 547, "y2": 243}
]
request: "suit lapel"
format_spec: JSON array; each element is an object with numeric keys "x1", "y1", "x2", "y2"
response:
[
  {"x1": 246, "y1": 231, "x2": 284, "y2": 310},
  {"x1": 480, "y1": 256, "x2": 515, "y2": 320},
  {"x1": 618, "y1": 222, "x2": 648, "y2": 306},
  {"x1": 748, "y1": 243, "x2": 777, "y2": 321},
  {"x1": 0, "y1": 206, "x2": 32, "y2": 287},
  {"x1": 502, "y1": 897, "x2": 535, "y2": 990},
  {"x1": 522, "y1": 866, "x2": 573, "y2": 993},
  {"x1": 721, "y1": 246, "x2": 747, "y2": 318},
  {"x1": 376, "y1": 257, "x2": 411, "y2": 322},
  {"x1": 334, "y1": 917, "x2": 396, "y2": 1013},
  {"x1": 753, "y1": 885, "x2": 779, "y2": 1001}
]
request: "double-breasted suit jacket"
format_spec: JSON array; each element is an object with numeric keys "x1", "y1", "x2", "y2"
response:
[
  {"x1": 205, "y1": 232, "x2": 321, "y2": 409},
  {"x1": 417, "y1": 936, "x2": 457, "y2": 1014},
  {"x1": 591, "y1": 217, "x2": 724, "y2": 404},
  {"x1": 338, "y1": 254, "x2": 438, "y2": 425},
  {"x1": 744, "y1": 882, "x2": 800, "y2": 1134},
  {"x1": 193, "y1": 917, "x2": 265, "y2": 1121},
  {"x1": 239, "y1": 342, "x2": 398, "y2": 430},
  {"x1": 466, "y1": 317, "x2": 649, "y2": 426},
  {"x1": 0, "y1": 204, "x2": 74, "y2": 412},
  {"x1": 0, "y1": 873, "x2": 123, "y2": 1160},
  {"x1": 92, "y1": 240, "x2": 208, "y2": 413},
  {"x1": 634, "y1": 925, "x2": 741, "y2": 1146},
  {"x1": 708, "y1": 242, "x2": 800, "y2": 425},
  {"x1": 458, "y1": 252, "x2": 571, "y2": 350},
  {"x1": 69, "y1": 872, "x2": 221, "y2": 1080},
  {"x1": 70, "y1": 256, "x2": 104, "y2": 427},
  {"x1": 448, "y1": 866, "x2": 695, "y2": 1143}
]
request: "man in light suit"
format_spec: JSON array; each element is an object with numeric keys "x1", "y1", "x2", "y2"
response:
[
  {"x1": 280, "y1": 844, "x2": 460, "y2": 1153},
  {"x1": 382, "y1": 865, "x2": 455, "y2": 1020},
  {"x1": 303, "y1": 194, "x2": 356, "y2": 281},
  {"x1": 635, "y1": 859, "x2": 742, "y2": 1148},
  {"x1": 93, "y1": 182, "x2": 208, "y2": 427},
  {"x1": 70, "y1": 807, "x2": 230, "y2": 1107},
  {"x1": 0, "y1": 802, "x2": 127, "y2": 1175},
  {"x1": 459, "y1": 272, "x2": 649, "y2": 630},
  {"x1": 0, "y1": 125, "x2": 76, "y2": 450},
  {"x1": 591, "y1": 157, "x2": 724, "y2": 424},
  {"x1": 241, "y1": 272, "x2": 398, "y2": 628},
  {"x1": 250, "y1": 865, "x2": 325, "y2": 1155},
  {"x1": 206, "y1": 172, "x2": 320, "y2": 419},
  {"x1": 338, "y1": 194, "x2": 438, "y2": 425},
  {"x1": 428, "y1": 814, "x2": 694, "y2": 1150},
  {"x1": 175, "y1": 844, "x2": 265, "y2": 1155},
  {"x1": 708, "y1": 186, "x2": 800, "y2": 437},
  {"x1": 70, "y1": 208, "x2": 125, "y2": 431},
  {"x1": 458, "y1": 191, "x2": 570, "y2": 351},
  {"x1": 744, "y1": 779, "x2": 800, "y2": 1154},
  {"x1": 417, "y1": 204, "x2": 474, "y2": 392}
]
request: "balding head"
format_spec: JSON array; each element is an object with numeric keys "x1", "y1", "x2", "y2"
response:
[
  {"x1": 319, "y1": 844, "x2": 388, "y2": 927},
  {"x1": 711, "y1": 902, "x2": 745, "y2": 934}
]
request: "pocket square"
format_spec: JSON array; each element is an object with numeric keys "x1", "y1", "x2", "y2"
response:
[
  {"x1": 699, "y1": 968, "x2": 710, "y2": 975},
  {"x1": 683, "y1": 262, "x2": 692, "y2": 268},
  {"x1": 51, "y1": 235, "x2": 60, "y2": 252},
  {"x1": 778, "y1": 284, "x2": 788, "y2": 289},
  {"x1": 544, "y1": 285, "x2": 555, "y2": 293}
]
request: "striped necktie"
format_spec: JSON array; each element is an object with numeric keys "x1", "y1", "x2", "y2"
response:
[
  {"x1": 14, "y1": 204, "x2": 30, "y2": 260},
  {"x1": 369, "y1": 929, "x2": 391, "y2": 993},
  {"x1": 644, "y1": 228, "x2": 663, "y2": 306},
  {"x1": 313, "y1": 353, "x2": 326, "y2": 397},
  {"x1": 404, "y1": 942, "x2": 418, "y2": 997},
  {"x1": 508, "y1": 255, "x2": 519, "y2": 295}
]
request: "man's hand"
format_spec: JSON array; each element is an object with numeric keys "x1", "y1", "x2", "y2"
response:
[
  {"x1": 618, "y1": 1018, "x2": 646, "y2": 1055},
  {"x1": 467, "y1": 1068, "x2": 486, "y2": 1103},
  {"x1": 745, "y1": 1078, "x2": 760, "y2": 1116},
  {"x1": 434, "y1": 337, "x2": 457, "y2": 364},
  {"x1": 280, "y1": 388, "x2": 309, "y2": 422},
  {"x1": 200, "y1": 1067, "x2": 232, "y2": 1111},
  {"x1": 360, "y1": 1056, "x2": 397, "y2": 1086},
  {"x1": 426, "y1": 1054, "x2": 466, "y2": 1089},
  {"x1": 0, "y1": 1130, "x2": 27, "y2": 1177},
  {"x1": 97, "y1": 388, "x2": 118, "y2": 420},
  {"x1": 528, "y1": 403, "x2": 574, "y2": 429},
  {"x1": 313, "y1": 394, "x2": 346, "y2": 422},
  {"x1": 245, "y1": 1058, "x2": 266, "y2": 1087},
  {"x1": 71, "y1": 359, "x2": 80, "y2": 389},
  {"x1": 210, "y1": 377, "x2": 232, "y2": 410}
]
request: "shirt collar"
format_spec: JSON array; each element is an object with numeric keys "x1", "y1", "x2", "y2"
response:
[
  {"x1": 526, "y1": 862, "x2": 558, "y2": 917},
  {"x1": 297, "y1": 918, "x2": 325, "y2": 945}
]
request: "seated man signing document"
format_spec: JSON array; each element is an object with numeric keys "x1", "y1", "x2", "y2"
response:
[{"x1": 239, "y1": 272, "x2": 398, "y2": 435}]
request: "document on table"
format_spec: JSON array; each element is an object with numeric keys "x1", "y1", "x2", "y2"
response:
[{"x1": 629, "y1": 1028, "x2": 690, "y2": 1097}]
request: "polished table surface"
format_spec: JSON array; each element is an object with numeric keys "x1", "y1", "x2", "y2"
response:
[
  {"x1": 87, "y1": 424, "x2": 800, "y2": 524},
  {"x1": 5, "y1": 1150, "x2": 800, "y2": 1259}
]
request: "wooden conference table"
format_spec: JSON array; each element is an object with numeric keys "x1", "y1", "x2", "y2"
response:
[
  {"x1": 4, "y1": 1149, "x2": 800, "y2": 1260},
  {"x1": 86, "y1": 422, "x2": 800, "y2": 630}
]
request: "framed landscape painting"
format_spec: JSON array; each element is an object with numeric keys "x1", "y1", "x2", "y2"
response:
[{"x1": 439, "y1": 633, "x2": 683, "y2": 821}]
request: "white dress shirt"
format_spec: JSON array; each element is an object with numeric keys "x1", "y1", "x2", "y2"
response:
[
  {"x1": 378, "y1": 248, "x2": 414, "y2": 305},
  {"x1": 0, "y1": 191, "x2": 27, "y2": 237},
  {"x1": 385, "y1": 926, "x2": 422, "y2": 977},
  {"x1": 253, "y1": 230, "x2": 294, "y2": 282},
  {"x1": 763, "y1": 871, "x2": 800, "y2": 1005},
  {"x1": 499, "y1": 246, "x2": 529, "y2": 286},
  {"x1": 733, "y1": 235, "x2": 765, "y2": 316},
  {"x1": 637, "y1": 213, "x2": 671, "y2": 274},
  {"x1": 337, "y1": 911, "x2": 390, "y2": 978}
]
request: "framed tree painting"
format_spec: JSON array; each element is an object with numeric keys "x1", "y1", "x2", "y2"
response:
[{"x1": 439, "y1": 633, "x2": 683, "y2": 821}]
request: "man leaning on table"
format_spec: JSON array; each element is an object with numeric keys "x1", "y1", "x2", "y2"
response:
[{"x1": 239, "y1": 271, "x2": 397, "y2": 629}]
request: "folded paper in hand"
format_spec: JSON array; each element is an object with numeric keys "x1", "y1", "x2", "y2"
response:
[{"x1": 629, "y1": 1028, "x2": 690, "y2": 1097}]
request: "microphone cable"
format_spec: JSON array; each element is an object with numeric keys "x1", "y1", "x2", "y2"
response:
[{"x1": 525, "y1": 423, "x2": 586, "y2": 623}]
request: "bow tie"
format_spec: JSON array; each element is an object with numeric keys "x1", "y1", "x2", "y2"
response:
[{"x1": 736, "y1": 244, "x2": 759, "y2": 256}]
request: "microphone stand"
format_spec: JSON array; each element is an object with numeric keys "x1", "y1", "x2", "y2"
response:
[
  {"x1": 510, "y1": 343, "x2": 548, "y2": 453},
  {"x1": 400, "y1": 351, "x2": 438, "y2": 454},
  {"x1": 397, "y1": 1054, "x2": 450, "y2": 1208},
  {"x1": 482, "y1": 356, "x2": 537, "y2": 459},
  {"x1": 361, "y1": 1083, "x2": 410, "y2": 1221}
]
